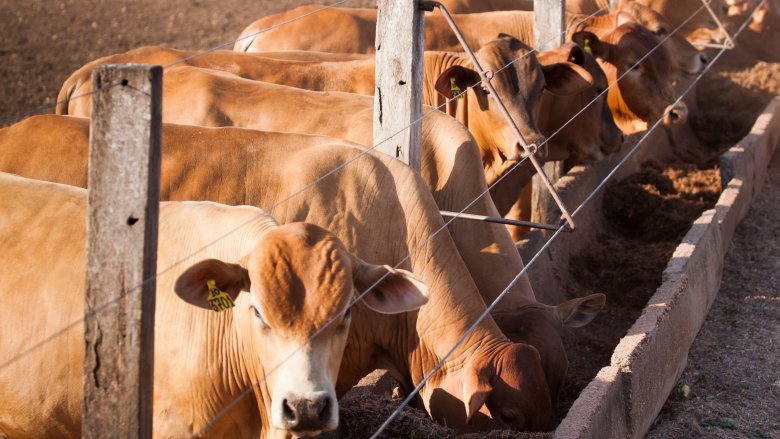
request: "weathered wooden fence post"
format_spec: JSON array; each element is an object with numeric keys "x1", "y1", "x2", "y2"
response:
[
  {"x1": 532, "y1": 0, "x2": 566, "y2": 226},
  {"x1": 83, "y1": 64, "x2": 162, "y2": 438},
  {"x1": 373, "y1": 0, "x2": 425, "y2": 171}
]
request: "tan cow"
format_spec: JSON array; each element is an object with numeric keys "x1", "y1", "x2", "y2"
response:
[
  {"x1": 1, "y1": 111, "x2": 605, "y2": 408},
  {"x1": 57, "y1": 38, "x2": 604, "y2": 183},
  {"x1": 0, "y1": 117, "x2": 558, "y2": 432},
  {"x1": 0, "y1": 171, "x2": 428, "y2": 438},
  {"x1": 235, "y1": 6, "x2": 686, "y2": 134}
]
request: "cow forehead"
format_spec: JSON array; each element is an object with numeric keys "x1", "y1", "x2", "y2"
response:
[
  {"x1": 249, "y1": 224, "x2": 353, "y2": 332},
  {"x1": 478, "y1": 39, "x2": 542, "y2": 94},
  {"x1": 614, "y1": 25, "x2": 671, "y2": 73}
]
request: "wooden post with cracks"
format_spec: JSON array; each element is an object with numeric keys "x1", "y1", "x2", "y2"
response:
[
  {"x1": 532, "y1": 0, "x2": 566, "y2": 227},
  {"x1": 373, "y1": 0, "x2": 425, "y2": 171},
  {"x1": 83, "y1": 64, "x2": 162, "y2": 438}
]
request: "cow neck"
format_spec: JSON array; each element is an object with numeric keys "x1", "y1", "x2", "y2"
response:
[
  {"x1": 420, "y1": 112, "x2": 539, "y2": 311},
  {"x1": 385, "y1": 157, "x2": 512, "y2": 382}
]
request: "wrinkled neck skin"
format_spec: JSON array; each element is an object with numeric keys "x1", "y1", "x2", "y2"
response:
[{"x1": 421, "y1": 113, "x2": 539, "y2": 313}]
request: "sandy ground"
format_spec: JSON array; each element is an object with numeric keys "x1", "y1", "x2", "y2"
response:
[{"x1": 0, "y1": 0, "x2": 778, "y2": 437}]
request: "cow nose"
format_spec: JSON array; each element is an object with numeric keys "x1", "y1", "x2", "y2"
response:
[
  {"x1": 663, "y1": 102, "x2": 688, "y2": 126},
  {"x1": 280, "y1": 392, "x2": 334, "y2": 432}
]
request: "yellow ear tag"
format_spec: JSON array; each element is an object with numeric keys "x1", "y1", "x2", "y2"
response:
[
  {"x1": 584, "y1": 39, "x2": 594, "y2": 55},
  {"x1": 450, "y1": 77, "x2": 464, "y2": 99},
  {"x1": 206, "y1": 279, "x2": 235, "y2": 312}
]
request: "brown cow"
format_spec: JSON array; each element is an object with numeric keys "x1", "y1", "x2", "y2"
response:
[
  {"x1": 0, "y1": 117, "x2": 557, "y2": 433},
  {"x1": 0, "y1": 171, "x2": 428, "y2": 438}
]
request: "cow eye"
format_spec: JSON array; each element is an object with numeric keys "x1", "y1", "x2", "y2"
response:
[
  {"x1": 653, "y1": 27, "x2": 668, "y2": 36},
  {"x1": 481, "y1": 86, "x2": 490, "y2": 95},
  {"x1": 339, "y1": 306, "x2": 352, "y2": 329},
  {"x1": 250, "y1": 305, "x2": 269, "y2": 328}
]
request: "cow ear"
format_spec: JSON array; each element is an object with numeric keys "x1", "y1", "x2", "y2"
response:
[
  {"x1": 557, "y1": 293, "x2": 606, "y2": 328},
  {"x1": 542, "y1": 63, "x2": 593, "y2": 97},
  {"x1": 462, "y1": 366, "x2": 494, "y2": 424},
  {"x1": 567, "y1": 45, "x2": 586, "y2": 66},
  {"x1": 434, "y1": 65, "x2": 481, "y2": 100},
  {"x1": 352, "y1": 259, "x2": 428, "y2": 314},
  {"x1": 571, "y1": 31, "x2": 612, "y2": 62},
  {"x1": 615, "y1": 10, "x2": 636, "y2": 27},
  {"x1": 174, "y1": 259, "x2": 250, "y2": 310}
]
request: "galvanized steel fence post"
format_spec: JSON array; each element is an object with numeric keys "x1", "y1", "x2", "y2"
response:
[{"x1": 83, "y1": 64, "x2": 162, "y2": 438}]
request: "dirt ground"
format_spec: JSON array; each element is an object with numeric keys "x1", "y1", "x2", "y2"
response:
[
  {"x1": 0, "y1": 0, "x2": 375, "y2": 124},
  {"x1": 1, "y1": 0, "x2": 778, "y2": 437}
]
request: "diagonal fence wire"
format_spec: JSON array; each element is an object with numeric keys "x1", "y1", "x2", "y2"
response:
[{"x1": 369, "y1": 2, "x2": 767, "y2": 436}]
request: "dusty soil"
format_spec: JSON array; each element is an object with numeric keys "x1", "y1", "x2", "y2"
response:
[
  {"x1": 1, "y1": 0, "x2": 778, "y2": 437},
  {"x1": 0, "y1": 0, "x2": 375, "y2": 125}
]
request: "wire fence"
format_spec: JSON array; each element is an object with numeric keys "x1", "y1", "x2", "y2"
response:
[{"x1": 0, "y1": 0, "x2": 766, "y2": 436}]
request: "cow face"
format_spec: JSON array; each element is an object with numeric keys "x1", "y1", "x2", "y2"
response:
[
  {"x1": 174, "y1": 222, "x2": 428, "y2": 437},
  {"x1": 617, "y1": 2, "x2": 709, "y2": 78},
  {"x1": 493, "y1": 293, "x2": 606, "y2": 401},
  {"x1": 434, "y1": 35, "x2": 548, "y2": 169},
  {"x1": 424, "y1": 342, "x2": 554, "y2": 432},
  {"x1": 573, "y1": 26, "x2": 687, "y2": 134},
  {"x1": 537, "y1": 44, "x2": 624, "y2": 163},
  {"x1": 638, "y1": 0, "x2": 728, "y2": 44}
]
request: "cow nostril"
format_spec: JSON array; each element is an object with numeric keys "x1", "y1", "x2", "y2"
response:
[
  {"x1": 317, "y1": 397, "x2": 331, "y2": 421},
  {"x1": 282, "y1": 398, "x2": 298, "y2": 424},
  {"x1": 699, "y1": 53, "x2": 709, "y2": 65}
]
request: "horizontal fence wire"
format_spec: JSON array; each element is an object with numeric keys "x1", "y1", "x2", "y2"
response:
[{"x1": 370, "y1": 2, "x2": 766, "y2": 436}]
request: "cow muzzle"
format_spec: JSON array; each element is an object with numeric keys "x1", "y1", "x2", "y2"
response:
[
  {"x1": 273, "y1": 391, "x2": 338, "y2": 435},
  {"x1": 663, "y1": 102, "x2": 688, "y2": 126}
]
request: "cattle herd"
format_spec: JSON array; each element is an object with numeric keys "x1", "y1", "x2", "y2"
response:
[{"x1": 0, "y1": 0, "x2": 773, "y2": 437}]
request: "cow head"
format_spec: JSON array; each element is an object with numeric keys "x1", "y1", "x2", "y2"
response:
[
  {"x1": 425, "y1": 342, "x2": 554, "y2": 432},
  {"x1": 572, "y1": 26, "x2": 687, "y2": 134},
  {"x1": 174, "y1": 222, "x2": 428, "y2": 437},
  {"x1": 616, "y1": 1, "x2": 709, "y2": 78},
  {"x1": 636, "y1": 0, "x2": 728, "y2": 45},
  {"x1": 537, "y1": 44, "x2": 624, "y2": 163},
  {"x1": 493, "y1": 293, "x2": 606, "y2": 401}
]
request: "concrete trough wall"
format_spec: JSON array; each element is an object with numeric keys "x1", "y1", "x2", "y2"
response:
[{"x1": 554, "y1": 97, "x2": 780, "y2": 438}]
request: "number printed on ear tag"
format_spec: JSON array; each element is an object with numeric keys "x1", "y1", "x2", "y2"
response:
[{"x1": 206, "y1": 279, "x2": 235, "y2": 312}]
